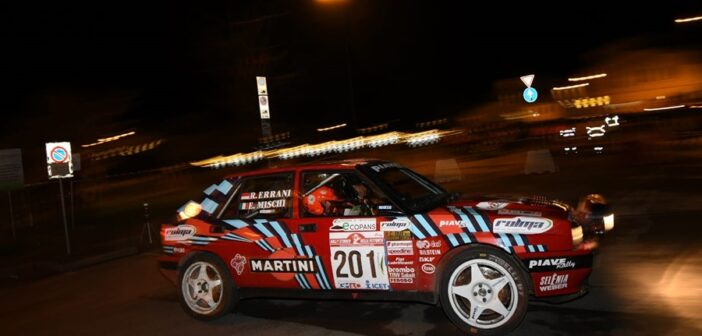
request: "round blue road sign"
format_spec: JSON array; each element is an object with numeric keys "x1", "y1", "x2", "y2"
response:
[
  {"x1": 523, "y1": 87, "x2": 538, "y2": 103},
  {"x1": 51, "y1": 147, "x2": 69, "y2": 163}
]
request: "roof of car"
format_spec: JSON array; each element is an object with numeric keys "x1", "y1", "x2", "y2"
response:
[{"x1": 225, "y1": 158, "x2": 389, "y2": 179}]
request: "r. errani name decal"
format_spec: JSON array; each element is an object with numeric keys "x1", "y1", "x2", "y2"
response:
[{"x1": 241, "y1": 189, "x2": 291, "y2": 200}]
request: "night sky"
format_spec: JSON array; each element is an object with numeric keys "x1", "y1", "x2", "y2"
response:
[{"x1": 2, "y1": 1, "x2": 700, "y2": 173}]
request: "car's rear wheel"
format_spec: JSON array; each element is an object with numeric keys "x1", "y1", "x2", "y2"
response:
[
  {"x1": 178, "y1": 253, "x2": 237, "y2": 320},
  {"x1": 440, "y1": 247, "x2": 528, "y2": 335}
]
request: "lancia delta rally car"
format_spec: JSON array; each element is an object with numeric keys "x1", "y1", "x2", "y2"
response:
[{"x1": 159, "y1": 159, "x2": 613, "y2": 335}]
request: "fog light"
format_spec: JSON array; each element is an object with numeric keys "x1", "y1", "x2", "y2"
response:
[
  {"x1": 603, "y1": 213, "x2": 614, "y2": 232},
  {"x1": 572, "y1": 225, "x2": 584, "y2": 246}
]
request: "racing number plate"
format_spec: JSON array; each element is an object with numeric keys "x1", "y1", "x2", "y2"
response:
[{"x1": 330, "y1": 231, "x2": 390, "y2": 290}]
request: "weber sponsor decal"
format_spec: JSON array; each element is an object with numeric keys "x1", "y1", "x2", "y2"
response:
[
  {"x1": 380, "y1": 219, "x2": 411, "y2": 231},
  {"x1": 330, "y1": 218, "x2": 377, "y2": 232},
  {"x1": 476, "y1": 201, "x2": 509, "y2": 210},
  {"x1": 492, "y1": 216, "x2": 553, "y2": 234},
  {"x1": 539, "y1": 273, "x2": 569, "y2": 292},
  {"x1": 250, "y1": 258, "x2": 317, "y2": 273},
  {"x1": 240, "y1": 189, "x2": 291, "y2": 200},
  {"x1": 164, "y1": 225, "x2": 196, "y2": 241},
  {"x1": 230, "y1": 254, "x2": 246, "y2": 275},
  {"x1": 421, "y1": 263, "x2": 436, "y2": 274},
  {"x1": 386, "y1": 240, "x2": 413, "y2": 256}
]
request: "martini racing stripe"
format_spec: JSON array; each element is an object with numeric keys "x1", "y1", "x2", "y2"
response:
[
  {"x1": 463, "y1": 207, "x2": 490, "y2": 231},
  {"x1": 447, "y1": 234, "x2": 459, "y2": 247},
  {"x1": 269, "y1": 221, "x2": 292, "y2": 248},
  {"x1": 223, "y1": 219, "x2": 248, "y2": 229},
  {"x1": 447, "y1": 206, "x2": 477, "y2": 232},
  {"x1": 295, "y1": 274, "x2": 310, "y2": 289},
  {"x1": 409, "y1": 222, "x2": 426, "y2": 239},
  {"x1": 221, "y1": 233, "x2": 250, "y2": 242},
  {"x1": 414, "y1": 214, "x2": 438, "y2": 237},
  {"x1": 200, "y1": 198, "x2": 219, "y2": 214},
  {"x1": 253, "y1": 221, "x2": 274, "y2": 238}
]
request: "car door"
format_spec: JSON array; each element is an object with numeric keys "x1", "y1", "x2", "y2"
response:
[
  {"x1": 286, "y1": 169, "x2": 409, "y2": 292},
  {"x1": 216, "y1": 172, "x2": 310, "y2": 290}
]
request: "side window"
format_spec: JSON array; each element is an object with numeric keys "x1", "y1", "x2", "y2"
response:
[
  {"x1": 300, "y1": 171, "x2": 388, "y2": 217},
  {"x1": 221, "y1": 173, "x2": 294, "y2": 219}
]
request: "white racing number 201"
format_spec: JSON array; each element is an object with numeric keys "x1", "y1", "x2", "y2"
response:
[{"x1": 329, "y1": 231, "x2": 390, "y2": 290}]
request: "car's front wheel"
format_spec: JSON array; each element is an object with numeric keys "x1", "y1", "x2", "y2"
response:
[
  {"x1": 440, "y1": 247, "x2": 528, "y2": 335},
  {"x1": 178, "y1": 253, "x2": 237, "y2": 320}
]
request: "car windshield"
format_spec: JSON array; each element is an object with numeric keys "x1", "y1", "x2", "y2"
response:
[{"x1": 362, "y1": 164, "x2": 447, "y2": 212}]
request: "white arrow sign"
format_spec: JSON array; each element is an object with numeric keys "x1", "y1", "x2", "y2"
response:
[{"x1": 520, "y1": 74, "x2": 535, "y2": 88}]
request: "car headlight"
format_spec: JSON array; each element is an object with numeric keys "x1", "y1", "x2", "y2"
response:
[
  {"x1": 571, "y1": 225, "x2": 584, "y2": 246},
  {"x1": 603, "y1": 213, "x2": 614, "y2": 232}
]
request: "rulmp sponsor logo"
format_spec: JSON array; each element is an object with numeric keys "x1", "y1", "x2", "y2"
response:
[
  {"x1": 492, "y1": 216, "x2": 553, "y2": 234},
  {"x1": 539, "y1": 273, "x2": 569, "y2": 292},
  {"x1": 164, "y1": 225, "x2": 196, "y2": 241},
  {"x1": 250, "y1": 259, "x2": 317, "y2": 273},
  {"x1": 528, "y1": 258, "x2": 576, "y2": 270},
  {"x1": 380, "y1": 220, "x2": 411, "y2": 231}
]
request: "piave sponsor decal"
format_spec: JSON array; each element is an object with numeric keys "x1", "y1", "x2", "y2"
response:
[
  {"x1": 492, "y1": 216, "x2": 553, "y2": 234},
  {"x1": 164, "y1": 225, "x2": 196, "y2": 241},
  {"x1": 528, "y1": 258, "x2": 576, "y2": 270},
  {"x1": 330, "y1": 218, "x2": 377, "y2": 232},
  {"x1": 439, "y1": 219, "x2": 470, "y2": 228}
]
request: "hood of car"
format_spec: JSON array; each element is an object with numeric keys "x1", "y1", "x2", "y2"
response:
[{"x1": 445, "y1": 195, "x2": 571, "y2": 219}]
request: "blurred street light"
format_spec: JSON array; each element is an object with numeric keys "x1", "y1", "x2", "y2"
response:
[
  {"x1": 675, "y1": 16, "x2": 702, "y2": 23},
  {"x1": 553, "y1": 83, "x2": 589, "y2": 91},
  {"x1": 317, "y1": 123, "x2": 347, "y2": 132},
  {"x1": 568, "y1": 73, "x2": 607, "y2": 82},
  {"x1": 644, "y1": 105, "x2": 685, "y2": 111}
]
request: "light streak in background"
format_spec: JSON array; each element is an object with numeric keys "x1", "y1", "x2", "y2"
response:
[
  {"x1": 568, "y1": 73, "x2": 607, "y2": 82},
  {"x1": 574, "y1": 96, "x2": 610, "y2": 108},
  {"x1": 552, "y1": 83, "x2": 589, "y2": 91},
  {"x1": 82, "y1": 131, "x2": 136, "y2": 148},
  {"x1": 605, "y1": 115, "x2": 620, "y2": 127},
  {"x1": 560, "y1": 128, "x2": 576, "y2": 137},
  {"x1": 594, "y1": 146, "x2": 604, "y2": 154},
  {"x1": 316, "y1": 123, "x2": 347, "y2": 132},
  {"x1": 586, "y1": 125, "x2": 606, "y2": 138},
  {"x1": 643, "y1": 105, "x2": 685, "y2": 111},
  {"x1": 674, "y1": 16, "x2": 702, "y2": 23},
  {"x1": 190, "y1": 129, "x2": 462, "y2": 168}
]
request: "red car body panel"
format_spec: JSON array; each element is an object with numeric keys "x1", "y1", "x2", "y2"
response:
[{"x1": 159, "y1": 160, "x2": 596, "y2": 302}]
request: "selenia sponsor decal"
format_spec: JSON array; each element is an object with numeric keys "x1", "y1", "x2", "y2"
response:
[
  {"x1": 492, "y1": 216, "x2": 553, "y2": 234},
  {"x1": 164, "y1": 225, "x2": 196, "y2": 241},
  {"x1": 330, "y1": 218, "x2": 377, "y2": 232},
  {"x1": 386, "y1": 240, "x2": 413, "y2": 256},
  {"x1": 476, "y1": 201, "x2": 509, "y2": 210},
  {"x1": 539, "y1": 273, "x2": 569, "y2": 291}
]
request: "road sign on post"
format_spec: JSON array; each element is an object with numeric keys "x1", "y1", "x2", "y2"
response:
[
  {"x1": 46, "y1": 142, "x2": 74, "y2": 179},
  {"x1": 45, "y1": 142, "x2": 73, "y2": 255},
  {"x1": 256, "y1": 76, "x2": 273, "y2": 139}
]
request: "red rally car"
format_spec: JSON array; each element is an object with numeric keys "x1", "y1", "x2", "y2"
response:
[{"x1": 159, "y1": 159, "x2": 613, "y2": 335}]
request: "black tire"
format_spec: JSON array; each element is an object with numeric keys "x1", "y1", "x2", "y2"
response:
[
  {"x1": 178, "y1": 253, "x2": 238, "y2": 320},
  {"x1": 439, "y1": 246, "x2": 528, "y2": 335}
]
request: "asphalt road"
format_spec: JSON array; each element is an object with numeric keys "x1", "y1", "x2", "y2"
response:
[{"x1": 1, "y1": 211, "x2": 701, "y2": 336}]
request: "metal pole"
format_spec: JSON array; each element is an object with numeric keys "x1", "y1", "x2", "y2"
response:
[
  {"x1": 70, "y1": 180, "x2": 75, "y2": 229},
  {"x1": 8, "y1": 191, "x2": 16, "y2": 240},
  {"x1": 59, "y1": 179, "x2": 71, "y2": 255},
  {"x1": 143, "y1": 203, "x2": 153, "y2": 244}
]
